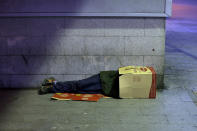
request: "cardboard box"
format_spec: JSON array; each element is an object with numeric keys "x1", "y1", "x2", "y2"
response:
[{"x1": 119, "y1": 66, "x2": 156, "y2": 99}]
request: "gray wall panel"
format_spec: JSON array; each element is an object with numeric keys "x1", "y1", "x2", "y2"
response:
[
  {"x1": 0, "y1": 0, "x2": 169, "y2": 16},
  {"x1": 0, "y1": 17, "x2": 166, "y2": 88}
]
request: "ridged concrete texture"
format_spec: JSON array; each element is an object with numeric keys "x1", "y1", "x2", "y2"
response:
[{"x1": 0, "y1": 17, "x2": 165, "y2": 88}]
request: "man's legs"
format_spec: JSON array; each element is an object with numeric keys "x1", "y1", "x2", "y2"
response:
[{"x1": 52, "y1": 74, "x2": 102, "y2": 94}]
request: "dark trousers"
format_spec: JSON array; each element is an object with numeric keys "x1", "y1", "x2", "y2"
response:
[{"x1": 52, "y1": 74, "x2": 102, "y2": 94}]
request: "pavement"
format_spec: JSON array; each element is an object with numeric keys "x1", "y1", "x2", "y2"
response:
[
  {"x1": 0, "y1": 88, "x2": 197, "y2": 131},
  {"x1": 1, "y1": 0, "x2": 197, "y2": 130},
  {"x1": 165, "y1": 0, "x2": 197, "y2": 99}
]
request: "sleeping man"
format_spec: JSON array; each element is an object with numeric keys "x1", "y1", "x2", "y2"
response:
[
  {"x1": 38, "y1": 66, "x2": 156, "y2": 99},
  {"x1": 38, "y1": 71, "x2": 120, "y2": 98}
]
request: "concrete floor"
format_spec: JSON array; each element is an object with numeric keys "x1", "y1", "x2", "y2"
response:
[
  {"x1": 1, "y1": 0, "x2": 197, "y2": 131},
  {"x1": 0, "y1": 88, "x2": 197, "y2": 131},
  {"x1": 165, "y1": 0, "x2": 197, "y2": 97}
]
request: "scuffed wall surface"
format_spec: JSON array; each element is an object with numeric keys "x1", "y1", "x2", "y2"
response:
[
  {"x1": 0, "y1": 0, "x2": 166, "y2": 14},
  {"x1": 0, "y1": 17, "x2": 165, "y2": 88}
]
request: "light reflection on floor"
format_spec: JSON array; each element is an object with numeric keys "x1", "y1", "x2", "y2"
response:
[
  {"x1": 168, "y1": 0, "x2": 197, "y2": 32},
  {"x1": 172, "y1": 3, "x2": 197, "y2": 20},
  {"x1": 166, "y1": 0, "x2": 197, "y2": 97}
]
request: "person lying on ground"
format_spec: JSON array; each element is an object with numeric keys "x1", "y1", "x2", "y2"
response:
[{"x1": 38, "y1": 71, "x2": 119, "y2": 98}]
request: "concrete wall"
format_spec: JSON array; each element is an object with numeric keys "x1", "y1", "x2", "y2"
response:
[
  {"x1": 0, "y1": 0, "x2": 166, "y2": 14},
  {"x1": 0, "y1": 17, "x2": 165, "y2": 88}
]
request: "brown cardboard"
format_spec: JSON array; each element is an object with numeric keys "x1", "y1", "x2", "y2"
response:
[{"x1": 119, "y1": 66, "x2": 156, "y2": 99}]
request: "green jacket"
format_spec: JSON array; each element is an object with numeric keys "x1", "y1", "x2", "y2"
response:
[{"x1": 100, "y1": 71, "x2": 119, "y2": 98}]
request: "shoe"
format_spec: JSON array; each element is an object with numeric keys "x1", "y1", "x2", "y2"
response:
[
  {"x1": 41, "y1": 77, "x2": 56, "y2": 86},
  {"x1": 38, "y1": 85, "x2": 53, "y2": 95}
]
